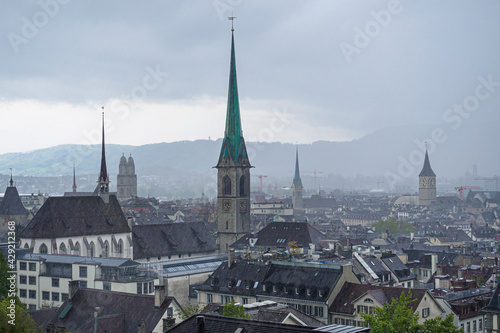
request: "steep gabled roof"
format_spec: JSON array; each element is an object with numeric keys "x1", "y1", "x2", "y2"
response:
[
  {"x1": 0, "y1": 186, "x2": 28, "y2": 216},
  {"x1": 330, "y1": 282, "x2": 429, "y2": 315},
  {"x1": 132, "y1": 222, "x2": 216, "y2": 259},
  {"x1": 19, "y1": 195, "x2": 129, "y2": 238}
]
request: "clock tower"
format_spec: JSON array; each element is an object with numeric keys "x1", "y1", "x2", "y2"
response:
[
  {"x1": 215, "y1": 28, "x2": 251, "y2": 253},
  {"x1": 418, "y1": 149, "x2": 436, "y2": 206}
]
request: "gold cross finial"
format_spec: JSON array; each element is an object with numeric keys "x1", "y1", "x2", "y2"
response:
[{"x1": 228, "y1": 16, "x2": 236, "y2": 31}]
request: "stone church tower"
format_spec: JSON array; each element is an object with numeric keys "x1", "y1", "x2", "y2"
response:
[
  {"x1": 292, "y1": 147, "x2": 304, "y2": 209},
  {"x1": 418, "y1": 149, "x2": 436, "y2": 206},
  {"x1": 215, "y1": 29, "x2": 251, "y2": 253},
  {"x1": 117, "y1": 154, "x2": 137, "y2": 201}
]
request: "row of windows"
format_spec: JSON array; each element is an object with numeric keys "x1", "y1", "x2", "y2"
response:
[
  {"x1": 31, "y1": 239, "x2": 124, "y2": 258},
  {"x1": 19, "y1": 276, "x2": 37, "y2": 285},
  {"x1": 19, "y1": 262, "x2": 36, "y2": 271},
  {"x1": 137, "y1": 282, "x2": 154, "y2": 295},
  {"x1": 461, "y1": 318, "x2": 482, "y2": 333},
  {"x1": 19, "y1": 289, "x2": 36, "y2": 299},
  {"x1": 41, "y1": 291, "x2": 69, "y2": 302}
]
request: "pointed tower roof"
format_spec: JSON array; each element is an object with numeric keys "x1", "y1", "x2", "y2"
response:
[
  {"x1": 72, "y1": 163, "x2": 77, "y2": 193},
  {"x1": 99, "y1": 112, "x2": 108, "y2": 183},
  {"x1": 419, "y1": 149, "x2": 436, "y2": 177},
  {"x1": 217, "y1": 30, "x2": 250, "y2": 167},
  {"x1": 0, "y1": 171, "x2": 28, "y2": 216},
  {"x1": 293, "y1": 146, "x2": 303, "y2": 187}
]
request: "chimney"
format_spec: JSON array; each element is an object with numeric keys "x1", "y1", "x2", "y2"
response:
[
  {"x1": 196, "y1": 316, "x2": 205, "y2": 333},
  {"x1": 431, "y1": 254, "x2": 438, "y2": 275},
  {"x1": 94, "y1": 306, "x2": 101, "y2": 318},
  {"x1": 228, "y1": 248, "x2": 235, "y2": 268},
  {"x1": 68, "y1": 280, "x2": 79, "y2": 300},
  {"x1": 410, "y1": 232, "x2": 414, "y2": 240},
  {"x1": 154, "y1": 285, "x2": 166, "y2": 308}
]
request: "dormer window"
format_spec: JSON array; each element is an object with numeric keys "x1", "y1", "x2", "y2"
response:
[{"x1": 307, "y1": 288, "x2": 311, "y2": 296}]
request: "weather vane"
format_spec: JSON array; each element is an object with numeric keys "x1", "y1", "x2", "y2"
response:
[{"x1": 228, "y1": 15, "x2": 236, "y2": 31}]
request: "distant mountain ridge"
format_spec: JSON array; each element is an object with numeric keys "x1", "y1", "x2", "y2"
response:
[{"x1": 0, "y1": 121, "x2": 497, "y2": 190}]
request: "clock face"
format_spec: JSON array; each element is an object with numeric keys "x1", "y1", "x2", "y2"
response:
[
  {"x1": 222, "y1": 199, "x2": 231, "y2": 212},
  {"x1": 430, "y1": 178, "x2": 436, "y2": 187},
  {"x1": 239, "y1": 200, "x2": 247, "y2": 214}
]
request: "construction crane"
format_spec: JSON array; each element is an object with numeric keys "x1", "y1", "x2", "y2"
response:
[
  {"x1": 454, "y1": 185, "x2": 480, "y2": 200},
  {"x1": 363, "y1": 178, "x2": 385, "y2": 190},
  {"x1": 252, "y1": 174, "x2": 267, "y2": 193},
  {"x1": 302, "y1": 169, "x2": 323, "y2": 189}
]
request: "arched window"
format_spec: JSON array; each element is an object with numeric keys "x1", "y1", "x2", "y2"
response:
[
  {"x1": 24, "y1": 243, "x2": 29, "y2": 249},
  {"x1": 117, "y1": 239, "x2": 123, "y2": 256},
  {"x1": 74, "y1": 242, "x2": 81, "y2": 256},
  {"x1": 59, "y1": 243, "x2": 67, "y2": 254},
  {"x1": 103, "y1": 241, "x2": 109, "y2": 258},
  {"x1": 223, "y1": 176, "x2": 231, "y2": 196},
  {"x1": 239, "y1": 176, "x2": 245, "y2": 196},
  {"x1": 39, "y1": 243, "x2": 48, "y2": 254},
  {"x1": 89, "y1": 242, "x2": 95, "y2": 257}
]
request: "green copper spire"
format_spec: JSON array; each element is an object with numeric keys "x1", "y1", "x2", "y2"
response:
[
  {"x1": 217, "y1": 29, "x2": 250, "y2": 167},
  {"x1": 293, "y1": 146, "x2": 303, "y2": 187},
  {"x1": 224, "y1": 32, "x2": 242, "y2": 161}
]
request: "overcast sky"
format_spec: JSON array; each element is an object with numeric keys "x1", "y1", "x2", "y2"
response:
[{"x1": 1, "y1": 1, "x2": 499, "y2": 155}]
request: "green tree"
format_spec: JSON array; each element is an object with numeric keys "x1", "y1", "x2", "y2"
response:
[
  {"x1": 420, "y1": 313, "x2": 461, "y2": 333},
  {"x1": 0, "y1": 252, "x2": 12, "y2": 300},
  {"x1": 175, "y1": 302, "x2": 205, "y2": 321},
  {"x1": 372, "y1": 218, "x2": 415, "y2": 236},
  {"x1": 287, "y1": 241, "x2": 300, "y2": 257},
  {"x1": 222, "y1": 300, "x2": 250, "y2": 319},
  {"x1": 0, "y1": 299, "x2": 43, "y2": 332},
  {"x1": 361, "y1": 290, "x2": 419, "y2": 333},
  {"x1": 361, "y1": 291, "x2": 460, "y2": 333}
]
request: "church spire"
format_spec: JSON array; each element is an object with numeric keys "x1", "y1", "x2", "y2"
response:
[
  {"x1": 72, "y1": 162, "x2": 77, "y2": 193},
  {"x1": 97, "y1": 111, "x2": 109, "y2": 197},
  {"x1": 217, "y1": 27, "x2": 249, "y2": 167},
  {"x1": 293, "y1": 146, "x2": 303, "y2": 187},
  {"x1": 9, "y1": 168, "x2": 13, "y2": 187},
  {"x1": 419, "y1": 148, "x2": 436, "y2": 177}
]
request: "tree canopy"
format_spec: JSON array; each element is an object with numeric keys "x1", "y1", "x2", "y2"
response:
[
  {"x1": 361, "y1": 290, "x2": 460, "y2": 333},
  {"x1": 372, "y1": 218, "x2": 415, "y2": 236},
  {"x1": 222, "y1": 300, "x2": 250, "y2": 319}
]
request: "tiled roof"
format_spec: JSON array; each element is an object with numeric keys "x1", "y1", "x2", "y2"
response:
[{"x1": 132, "y1": 222, "x2": 216, "y2": 259}]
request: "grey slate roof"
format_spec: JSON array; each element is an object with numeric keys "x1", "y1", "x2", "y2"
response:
[
  {"x1": 31, "y1": 289, "x2": 175, "y2": 333},
  {"x1": 232, "y1": 221, "x2": 329, "y2": 250},
  {"x1": 166, "y1": 313, "x2": 315, "y2": 333},
  {"x1": 0, "y1": 186, "x2": 28, "y2": 215},
  {"x1": 19, "y1": 195, "x2": 130, "y2": 238},
  {"x1": 132, "y1": 222, "x2": 216, "y2": 260},
  {"x1": 380, "y1": 254, "x2": 416, "y2": 282},
  {"x1": 196, "y1": 261, "x2": 270, "y2": 297}
]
